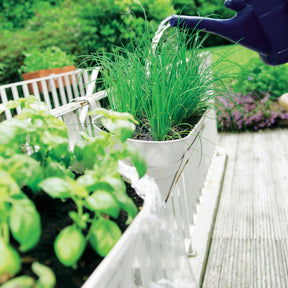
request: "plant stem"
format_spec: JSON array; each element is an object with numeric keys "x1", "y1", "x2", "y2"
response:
[
  {"x1": 85, "y1": 214, "x2": 99, "y2": 241},
  {"x1": 0, "y1": 222, "x2": 9, "y2": 244},
  {"x1": 0, "y1": 200, "x2": 10, "y2": 244}
]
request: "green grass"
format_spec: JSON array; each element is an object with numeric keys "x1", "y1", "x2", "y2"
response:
[
  {"x1": 206, "y1": 44, "x2": 258, "y2": 67},
  {"x1": 203, "y1": 44, "x2": 258, "y2": 77},
  {"x1": 206, "y1": 44, "x2": 288, "y2": 97}
]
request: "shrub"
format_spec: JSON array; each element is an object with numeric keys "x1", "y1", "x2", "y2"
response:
[
  {"x1": 0, "y1": 30, "x2": 27, "y2": 84},
  {"x1": 217, "y1": 92, "x2": 288, "y2": 131},
  {"x1": 0, "y1": 1, "x2": 82, "y2": 84},
  {"x1": 20, "y1": 46, "x2": 75, "y2": 73},
  {"x1": 0, "y1": 0, "x2": 36, "y2": 29},
  {"x1": 0, "y1": 0, "x2": 63, "y2": 29},
  {"x1": 76, "y1": 0, "x2": 175, "y2": 55},
  {"x1": 0, "y1": 0, "x2": 175, "y2": 84},
  {"x1": 233, "y1": 58, "x2": 288, "y2": 100}
]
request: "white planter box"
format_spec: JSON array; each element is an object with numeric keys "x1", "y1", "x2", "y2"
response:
[{"x1": 82, "y1": 162, "x2": 197, "y2": 288}]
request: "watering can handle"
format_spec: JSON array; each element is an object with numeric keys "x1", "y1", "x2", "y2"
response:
[{"x1": 224, "y1": 0, "x2": 246, "y2": 12}]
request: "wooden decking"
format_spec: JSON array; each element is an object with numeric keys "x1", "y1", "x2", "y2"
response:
[{"x1": 202, "y1": 128, "x2": 288, "y2": 288}]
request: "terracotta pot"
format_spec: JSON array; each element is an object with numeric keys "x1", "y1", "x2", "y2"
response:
[{"x1": 22, "y1": 65, "x2": 76, "y2": 93}]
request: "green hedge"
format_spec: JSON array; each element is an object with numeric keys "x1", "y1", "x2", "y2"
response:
[{"x1": 0, "y1": 0, "x2": 233, "y2": 85}]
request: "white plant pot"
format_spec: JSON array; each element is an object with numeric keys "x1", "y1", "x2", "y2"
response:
[{"x1": 94, "y1": 112, "x2": 206, "y2": 201}]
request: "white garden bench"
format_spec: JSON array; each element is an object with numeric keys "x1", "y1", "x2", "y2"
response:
[{"x1": 0, "y1": 67, "x2": 100, "y2": 120}]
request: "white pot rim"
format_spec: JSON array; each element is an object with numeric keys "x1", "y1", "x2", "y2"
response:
[
  {"x1": 94, "y1": 110, "x2": 206, "y2": 145},
  {"x1": 131, "y1": 111, "x2": 206, "y2": 144}
]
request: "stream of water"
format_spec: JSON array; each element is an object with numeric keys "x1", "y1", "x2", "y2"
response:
[{"x1": 151, "y1": 16, "x2": 173, "y2": 53}]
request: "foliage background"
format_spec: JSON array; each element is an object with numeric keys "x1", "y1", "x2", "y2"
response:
[
  {"x1": 209, "y1": 45, "x2": 288, "y2": 132},
  {"x1": 0, "y1": 0, "x2": 233, "y2": 85},
  {"x1": 1, "y1": 0, "x2": 288, "y2": 132}
]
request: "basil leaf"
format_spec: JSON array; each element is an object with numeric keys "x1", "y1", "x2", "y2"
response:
[
  {"x1": 80, "y1": 140, "x2": 106, "y2": 169},
  {"x1": 0, "y1": 239, "x2": 21, "y2": 278},
  {"x1": 47, "y1": 141, "x2": 72, "y2": 167},
  {"x1": 102, "y1": 175, "x2": 126, "y2": 195},
  {"x1": 0, "y1": 170, "x2": 20, "y2": 197},
  {"x1": 123, "y1": 144, "x2": 147, "y2": 178},
  {"x1": 77, "y1": 173, "x2": 99, "y2": 192},
  {"x1": 45, "y1": 161, "x2": 74, "y2": 179},
  {"x1": 9, "y1": 197, "x2": 41, "y2": 252},
  {"x1": 114, "y1": 192, "x2": 138, "y2": 225},
  {"x1": 39, "y1": 177, "x2": 71, "y2": 199},
  {"x1": 101, "y1": 176, "x2": 138, "y2": 224},
  {"x1": 85, "y1": 191, "x2": 120, "y2": 218},
  {"x1": 5, "y1": 154, "x2": 43, "y2": 192},
  {"x1": 32, "y1": 262, "x2": 56, "y2": 288},
  {"x1": 73, "y1": 140, "x2": 86, "y2": 162},
  {"x1": 101, "y1": 118, "x2": 135, "y2": 142},
  {"x1": 0, "y1": 119, "x2": 32, "y2": 157},
  {"x1": 89, "y1": 218, "x2": 122, "y2": 257},
  {"x1": 54, "y1": 226, "x2": 86, "y2": 267},
  {"x1": 1, "y1": 276, "x2": 35, "y2": 288}
]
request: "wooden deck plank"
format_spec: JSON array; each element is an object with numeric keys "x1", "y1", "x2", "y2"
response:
[{"x1": 202, "y1": 129, "x2": 288, "y2": 288}]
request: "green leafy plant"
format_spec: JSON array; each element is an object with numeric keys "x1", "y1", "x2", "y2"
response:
[
  {"x1": 0, "y1": 96, "x2": 146, "y2": 283},
  {"x1": 39, "y1": 108, "x2": 146, "y2": 266},
  {"x1": 20, "y1": 46, "x2": 75, "y2": 74},
  {"x1": 88, "y1": 28, "x2": 231, "y2": 141},
  {"x1": 233, "y1": 57, "x2": 288, "y2": 99},
  {"x1": 76, "y1": 0, "x2": 175, "y2": 55},
  {"x1": 0, "y1": 164, "x2": 42, "y2": 281},
  {"x1": 0, "y1": 96, "x2": 71, "y2": 282}
]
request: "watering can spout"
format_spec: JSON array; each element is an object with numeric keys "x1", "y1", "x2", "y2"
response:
[{"x1": 169, "y1": 0, "x2": 288, "y2": 65}]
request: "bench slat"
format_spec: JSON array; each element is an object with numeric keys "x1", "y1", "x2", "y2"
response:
[
  {"x1": 48, "y1": 78, "x2": 60, "y2": 107},
  {"x1": 64, "y1": 75, "x2": 73, "y2": 102},
  {"x1": 56, "y1": 76, "x2": 68, "y2": 105},
  {"x1": 22, "y1": 83, "x2": 30, "y2": 98},
  {"x1": 11, "y1": 86, "x2": 21, "y2": 115},
  {"x1": 31, "y1": 82, "x2": 41, "y2": 100},
  {"x1": 71, "y1": 73, "x2": 80, "y2": 98},
  {"x1": 40, "y1": 80, "x2": 52, "y2": 109},
  {"x1": 0, "y1": 88, "x2": 12, "y2": 119},
  {"x1": 77, "y1": 73, "x2": 85, "y2": 97}
]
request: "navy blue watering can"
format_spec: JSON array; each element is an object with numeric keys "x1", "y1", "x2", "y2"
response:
[{"x1": 169, "y1": 0, "x2": 288, "y2": 65}]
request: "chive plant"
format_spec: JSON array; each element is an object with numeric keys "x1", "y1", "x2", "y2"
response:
[{"x1": 90, "y1": 26, "x2": 233, "y2": 141}]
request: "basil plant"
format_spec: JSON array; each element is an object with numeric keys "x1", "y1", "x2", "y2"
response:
[{"x1": 0, "y1": 97, "x2": 146, "y2": 282}]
